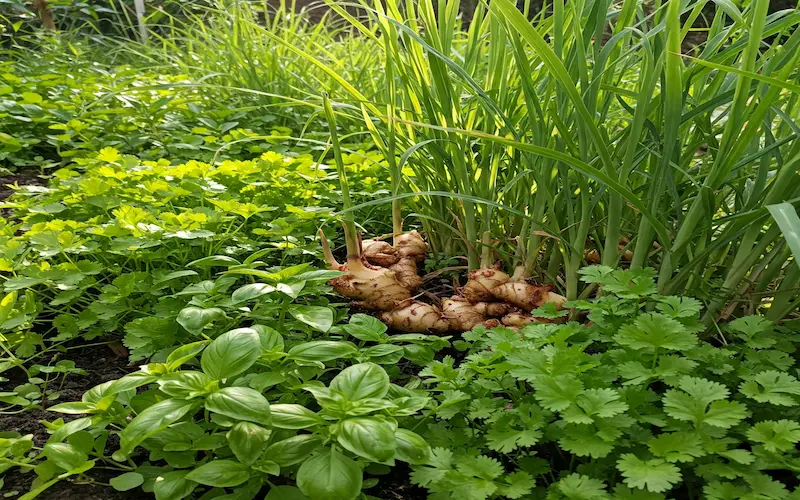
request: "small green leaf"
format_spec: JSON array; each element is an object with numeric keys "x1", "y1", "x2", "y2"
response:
[
  {"x1": 287, "y1": 341, "x2": 358, "y2": 363},
  {"x1": 290, "y1": 305, "x2": 334, "y2": 332},
  {"x1": 265, "y1": 434, "x2": 324, "y2": 467},
  {"x1": 115, "y1": 399, "x2": 198, "y2": 460},
  {"x1": 342, "y1": 314, "x2": 389, "y2": 342},
  {"x1": 176, "y1": 306, "x2": 225, "y2": 334},
  {"x1": 185, "y1": 460, "x2": 250, "y2": 487},
  {"x1": 110, "y1": 472, "x2": 144, "y2": 491},
  {"x1": 43, "y1": 442, "x2": 87, "y2": 471},
  {"x1": 271, "y1": 404, "x2": 325, "y2": 429}
]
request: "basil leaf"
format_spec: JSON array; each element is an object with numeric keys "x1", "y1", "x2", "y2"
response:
[
  {"x1": 227, "y1": 422, "x2": 270, "y2": 466},
  {"x1": 154, "y1": 470, "x2": 198, "y2": 500},
  {"x1": 289, "y1": 305, "x2": 334, "y2": 332},
  {"x1": 114, "y1": 399, "x2": 198, "y2": 460},
  {"x1": 206, "y1": 387, "x2": 271, "y2": 425},
  {"x1": 394, "y1": 428, "x2": 431, "y2": 465},
  {"x1": 265, "y1": 434, "x2": 324, "y2": 467},
  {"x1": 185, "y1": 459, "x2": 251, "y2": 488},
  {"x1": 287, "y1": 341, "x2": 358, "y2": 363},
  {"x1": 201, "y1": 329, "x2": 261, "y2": 380},
  {"x1": 271, "y1": 404, "x2": 325, "y2": 429},
  {"x1": 337, "y1": 417, "x2": 397, "y2": 462},
  {"x1": 297, "y1": 448, "x2": 362, "y2": 500},
  {"x1": 330, "y1": 363, "x2": 390, "y2": 401}
]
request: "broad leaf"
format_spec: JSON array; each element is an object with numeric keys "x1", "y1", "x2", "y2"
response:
[
  {"x1": 201, "y1": 329, "x2": 261, "y2": 380},
  {"x1": 296, "y1": 448, "x2": 362, "y2": 500},
  {"x1": 206, "y1": 387, "x2": 271, "y2": 425}
]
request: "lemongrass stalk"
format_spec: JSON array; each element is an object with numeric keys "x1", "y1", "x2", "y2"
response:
[
  {"x1": 322, "y1": 93, "x2": 359, "y2": 261},
  {"x1": 670, "y1": 0, "x2": 770, "y2": 258},
  {"x1": 766, "y1": 264, "x2": 800, "y2": 321},
  {"x1": 384, "y1": 36, "x2": 404, "y2": 243}
]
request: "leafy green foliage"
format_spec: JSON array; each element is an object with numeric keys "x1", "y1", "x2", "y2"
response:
[{"x1": 413, "y1": 267, "x2": 800, "y2": 498}]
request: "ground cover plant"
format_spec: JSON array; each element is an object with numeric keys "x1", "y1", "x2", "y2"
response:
[
  {"x1": 412, "y1": 267, "x2": 800, "y2": 499},
  {"x1": 0, "y1": 0, "x2": 799, "y2": 499}
]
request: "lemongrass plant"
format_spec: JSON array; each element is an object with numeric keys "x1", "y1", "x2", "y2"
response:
[
  {"x1": 80, "y1": 0, "x2": 799, "y2": 322},
  {"x1": 312, "y1": 0, "x2": 800, "y2": 323}
]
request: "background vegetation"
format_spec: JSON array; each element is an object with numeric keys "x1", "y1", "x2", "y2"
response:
[{"x1": 0, "y1": 0, "x2": 799, "y2": 499}]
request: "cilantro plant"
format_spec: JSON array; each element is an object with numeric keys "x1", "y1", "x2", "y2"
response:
[
  {"x1": 0, "y1": 144, "x2": 390, "y2": 361},
  {"x1": 412, "y1": 266, "x2": 800, "y2": 499}
]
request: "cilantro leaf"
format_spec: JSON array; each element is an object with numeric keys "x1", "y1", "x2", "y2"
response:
[
  {"x1": 455, "y1": 455, "x2": 504, "y2": 481},
  {"x1": 656, "y1": 296, "x2": 702, "y2": 318},
  {"x1": 746, "y1": 420, "x2": 800, "y2": 452},
  {"x1": 555, "y1": 473, "x2": 609, "y2": 499},
  {"x1": 614, "y1": 313, "x2": 697, "y2": 353},
  {"x1": 739, "y1": 370, "x2": 800, "y2": 406},
  {"x1": 485, "y1": 426, "x2": 542, "y2": 453},
  {"x1": 662, "y1": 378, "x2": 748, "y2": 429},
  {"x1": 559, "y1": 425, "x2": 616, "y2": 458},
  {"x1": 616, "y1": 453, "x2": 681, "y2": 493},
  {"x1": 496, "y1": 471, "x2": 535, "y2": 499},
  {"x1": 561, "y1": 388, "x2": 628, "y2": 424},
  {"x1": 532, "y1": 375, "x2": 584, "y2": 411},
  {"x1": 647, "y1": 432, "x2": 706, "y2": 462}
]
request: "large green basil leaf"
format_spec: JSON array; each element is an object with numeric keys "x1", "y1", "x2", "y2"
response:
[
  {"x1": 296, "y1": 448, "x2": 362, "y2": 500},
  {"x1": 289, "y1": 305, "x2": 333, "y2": 332},
  {"x1": 205, "y1": 387, "x2": 271, "y2": 426},
  {"x1": 361, "y1": 344, "x2": 404, "y2": 364},
  {"x1": 342, "y1": 314, "x2": 388, "y2": 343},
  {"x1": 231, "y1": 283, "x2": 276, "y2": 304},
  {"x1": 154, "y1": 470, "x2": 197, "y2": 500},
  {"x1": 330, "y1": 363, "x2": 389, "y2": 401},
  {"x1": 176, "y1": 306, "x2": 225, "y2": 334},
  {"x1": 157, "y1": 371, "x2": 216, "y2": 399},
  {"x1": 43, "y1": 442, "x2": 88, "y2": 471},
  {"x1": 227, "y1": 422, "x2": 270, "y2": 466},
  {"x1": 337, "y1": 417, "x2": 396, "y2": 462},
  {"x1": 185, "y1": 459, "x2": 250, "y2": 487},
  {"x1": 287, "y1": 341, "x2": 358, "y2": 363},
  {"x1": 270, "y1": 404, "x2": 325, "y2": 430},
  {"x1": 394, "y1": 429, "x2": 431, "y2": 465},
  {"x1": 113, "y1": 399, "x2": 198, "y2": 460},
  {"x1": 201, "y1": 329, "x2": 261, "y2": 380},
  {"x1": 265, "y1": 434, "x2": 324, "y2": 467},
  {"x1": 253, "y1": 324, "x2": 284, "y2": 351}
]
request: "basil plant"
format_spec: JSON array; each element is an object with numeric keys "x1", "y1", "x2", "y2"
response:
[{"x1": 38, "y1": 328, "x2": 432, "y2": 500}]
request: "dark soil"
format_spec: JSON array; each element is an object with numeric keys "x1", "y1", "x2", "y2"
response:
[
  {"x1": 367, "y1": 463, "x2": 428, "y2": 500},
  {"x1": 1, "y1": 345, "x2": 140, "y2": 500}
]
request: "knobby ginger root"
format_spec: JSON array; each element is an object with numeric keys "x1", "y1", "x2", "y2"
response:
[
  {"x1": 462, "y1": 266, "x2": 510, "y2": 303},
  {"x1": 389, "y1": 257, "x2": 423, "y2": 291},
  {"x1": 442, "y1": 297, "x2": 512, "y2": 332},
  {"x1": 321, "y1": 231, "x2": 411, "y2": 311},
  {"x1": 394, "y1": 231, "x2": 428, "y2": 261},
  {"x1": 501, "y1": 311, "x2": 551, "y2": 327},
  {"x1": 379, "y1": 300, "x2": 450, "y2": 333},
  {"x1": 362, "y1": 239, "x2": 400, "y2": 267},
  {"x1": 493, "y1": 282, "x2": 554, "y2": 311}
]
